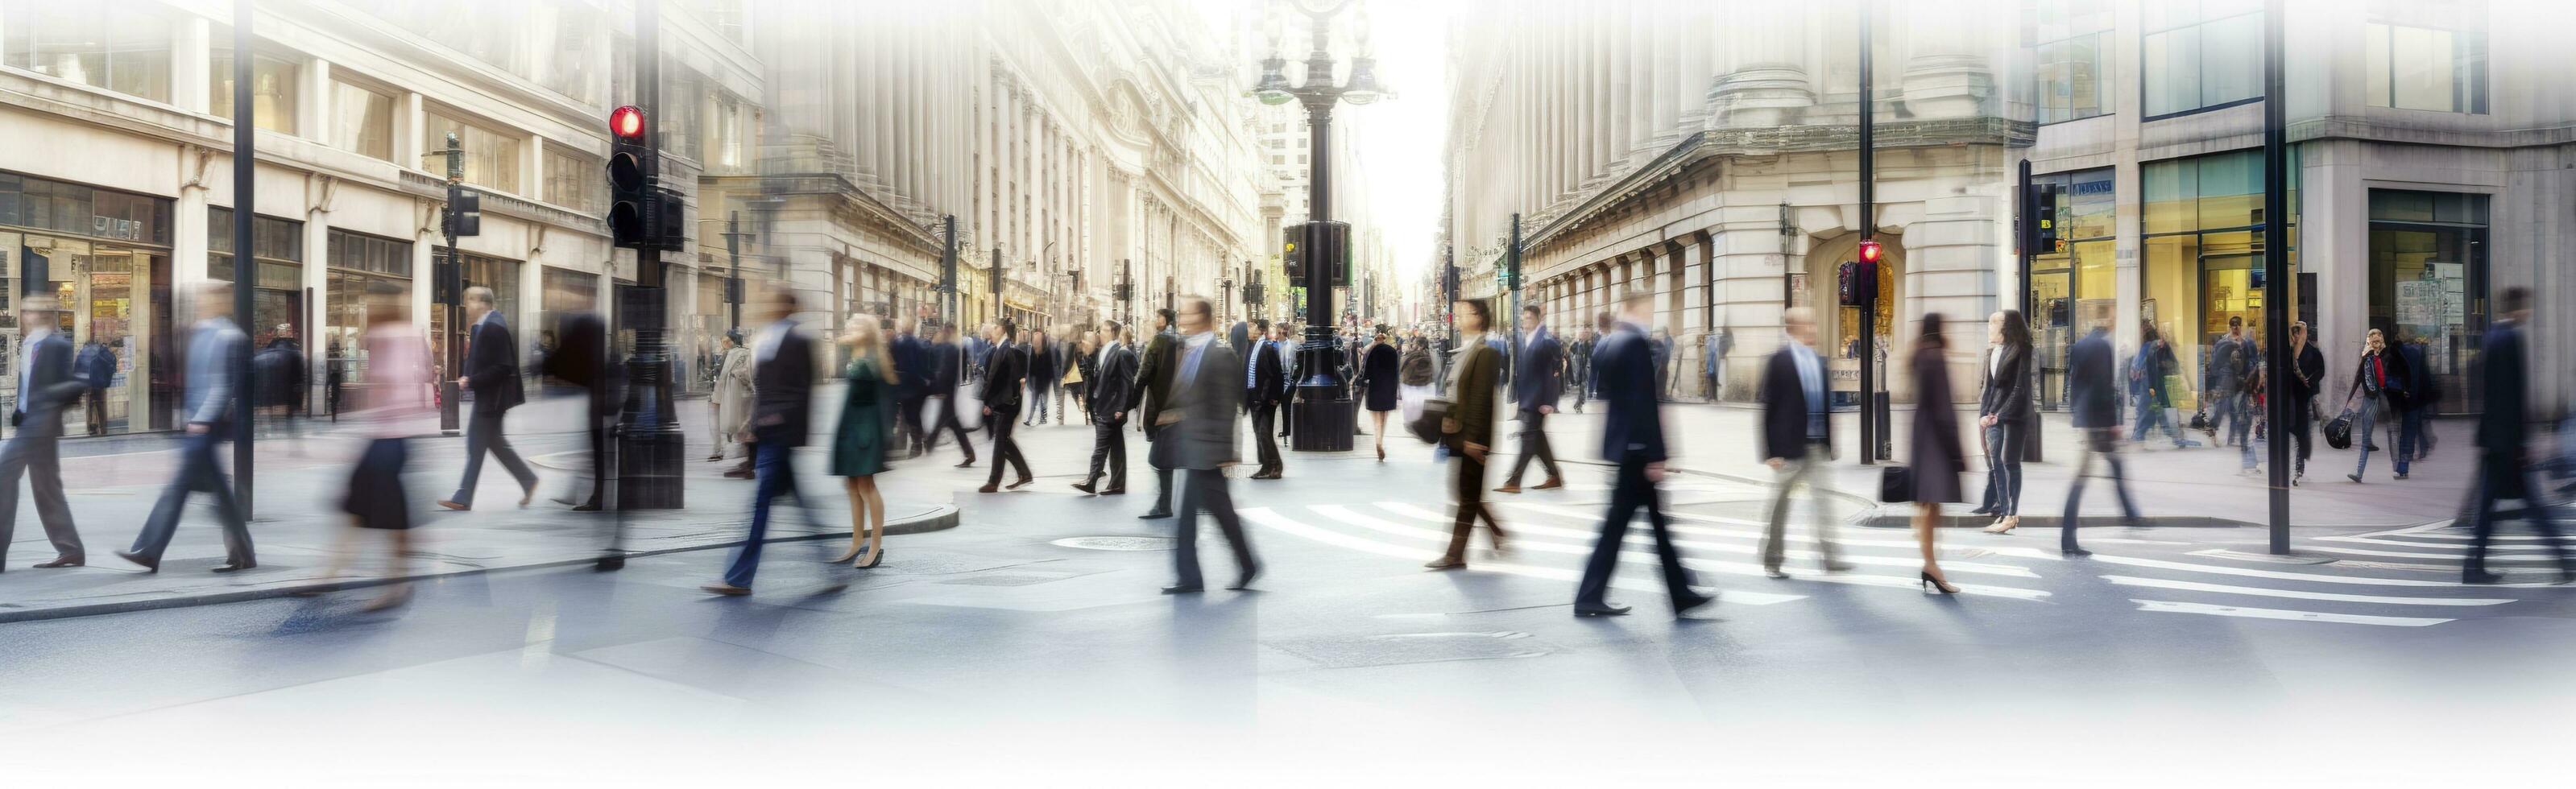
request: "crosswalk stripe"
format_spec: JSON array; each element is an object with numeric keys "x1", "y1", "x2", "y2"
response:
[
  {"x1": 1372, "y1": 502, "x2": 2042, "y2": 580},
  {"x1": 2092, "y1": 553, "x2": 2566, "y2": 588},
  {"x1": 2305, "y1": 543, "x2": 2575, "y2": 561},
  {"x1": 2131, "y1": 600, "x2": 2454, "y2": 627},
  {"x1": 1241, "y1": 506, "x2": 1807, "y2": 605},
  {"x1": 2318, "y1": 535, "x2": 2566, "y2": 550},
  {"x1": 2100, "y1": 576, "x2": 2513, "y2": 606},
  {"x1": 1499, "y1": 500, "x2": 2073, "y2": 562}
]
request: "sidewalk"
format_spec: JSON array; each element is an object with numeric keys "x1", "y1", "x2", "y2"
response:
[{"x1": 0, "y1": 392, "x2": 957, "y2": 624}]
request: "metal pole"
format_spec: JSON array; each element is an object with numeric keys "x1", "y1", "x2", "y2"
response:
[
  {"x1": 1857, "y1": 0, "x2": 1878, "y2": 465},
  {"x1": 2019, "y1": 158, "x2": 2041, "y2": 463},
  {"x1": 2262, "y1": 0, "x2": 2293, "y2": 553},
  {"x1": 991, "y1": 247, "x2": 1003, "y2": 325},
  {"x1": 230, "y1": 0, "x2": 256, "y2": 516},
  {"x1": 724, "y1": 210, "x2": 742, "y2": 333}
]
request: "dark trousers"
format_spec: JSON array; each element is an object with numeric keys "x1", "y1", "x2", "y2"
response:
[
  {"x1": 127, "y1": 432, "x2": 252, "y2": 564},
  {"x1": 451, "y1": 411, "x2": 536, "y2": 505},
  {"x1": 1503, "y1": 410, "x2": 1559, "y2": 485},
  {"x1": 1573, "y1": 456, "x2": 1695, "y2": 607},
  {"x1": 1278, "y1": 392, "x2": 1294, "y2": 437},
  {"x1": 1978, "y1": 420, "x2": 2025, "y2": 515},
  {"x1": 2288, "y1": 397, "x2": 2314, "y2": 473},
  {"x1": 1086, "y1": 417, "x2": 1128, "y2": 488},
  {"x1": 722, "y1": 440, "x2": 822, "y2": 589},
  {"x1": 1443, "y1": 453, "x2": 1505, "y2": 559},
  {"x1": 985, "y1": 405, "x2": 1031, "y2": 485},
  {"x1": 895, "y1": 394, "x2": 928, "y2": 453},
  {"x1": 0, "y1": 433, "x2": 81, "y2": 564},
  {"x1": 1150, "y1": 465, "x2": 1174, "y2": 513},
  {"x1": 582, "y1": 405, "x2": 609, "y2": 509},
  {"x1": 929, "y1": 399, "x2": 976, "y2": 459},
  {"x1": 1171, "y1": 468, "x2": 1257, "y2": 588},
  {"x1": 2465, "y1": 450, "x2": 2571, "y2": 579},
  {"x1": 85, "y1": 388, "x2": 106, "y2": 435},
  {"x1": 2062, "y1": 428, "x2": 2141, "y2": 550},
  {"x1": 1249, "y1": 403, "x2": 1282, "y2": 473}
]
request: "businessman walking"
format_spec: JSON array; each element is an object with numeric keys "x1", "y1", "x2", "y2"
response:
[
  {"x1": 119, "y1": 284, "x2": 256, "y2": 573},
  {"x1": 1157, "y1": 295, "x2": 1259, "y2": 593},
  {"x1": 1496, "y1": 304, "x2": 1564, "y2": 494},
  {"x1": 1136, "y1": 308, "x2": 1181, "y2": 518},
  {"x1": 702, "y1": 287, "x2": 825, "y2": 595},
  {"x1": 977, "y1": 320, "x2": 1035, "y2": 493},
  {"x1": 1245, "y1": 320, "x2": 1286, "y2": 479},
  {"x1": 1572, "y1": 291, "x2": 1709, "y2": 618},
  {"x1": 1075, "y1": 319, "x2": 1137, "y2": 494},
  {"x1": 2, "y1": 294, "x2": 88, "y2": 570},
  {"x1": 438, "y1": 286, "x2": 538, "y2": 510}
]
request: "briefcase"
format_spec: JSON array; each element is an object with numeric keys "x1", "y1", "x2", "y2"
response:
[
  {"x1": 1406, "y1": 397, "x2": 1452, "y2": 445},
  {"x1": 1878, "y1": 465, "x2": 1915, "y2": 503}
]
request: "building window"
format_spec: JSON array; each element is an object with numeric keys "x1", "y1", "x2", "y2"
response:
[
  {"x1": 426, "y1": 111, "x2": 524, "y2": 193},
  {"x1": 2031, "y1": 0, "x2": 2113, "y2": 123},
  {"x1": 2, "y1": 3, "x2": 172, "y2": 103},
  {"x1": 1271, "y1": 155, "x2": 1286, "y2": 165},
  {"x1": 2141, "y1": 0, "x2": 2263, "y2": 118},
  {"x1": 206, "y1": 207, "x2": 307, "y2": 349},
  {"x1": 536, "y1": 2, "x2": 607, "y2": 105},
  {"x1": 2367, "y1": 189, "x2": 2487, "y2": 415},
  {"x1": 2025, "y1": 168, "x2": 2114, "y2": 410},
  {"x1": 2141, "y1": 149, "x2": 2301, "y2": 408},
  {"x1": 350, "y1": 0, "x2": 528, "y2": 77},
  {"x1": 210, "y1": 35, "x2": 303, "y2": 135},
  {"x1": 544, "y1": 149, "x2": 605, "y2": 213},
  {"x1": 661, "y1": 61, "x2": 706, "y2": 163},
  {"x1": 2364, "y1": 0, "x2": 2486, "y2": 114},
  {"x1": 329, "y1": 81, "x2": 396, "y2": 161}
]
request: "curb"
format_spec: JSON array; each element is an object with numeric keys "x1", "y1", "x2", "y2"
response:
[{"x1": 0, "y1": 505, "x2": 961, "y2": 626}]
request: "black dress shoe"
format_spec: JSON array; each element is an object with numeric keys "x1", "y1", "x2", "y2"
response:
[
  {"x1": 1672, "y1": 593, "x2": 1715, "y2": 617},
  {"x1": 116, "y1": 551, "x2": 159, "y2": 573},
  {"x1": 1228, "y1": 567, "x2": 1261, "y2": 590},
  {"x1": 1101, "y1": 486, "x2": 1127, "y2": 495},
  {"x1": 1071, "y1": 481, "x2": 1097, "y2": 494},
  {"x1": 1573, "y1": 604, "x2": 1632, "y2": 618},
  {"x1": 32, "y1": 556, "x2": 83, "y2": 568},
  {"x1": 1161, "y1": 584, "x2": 1203, "y2": 594},
  {"x1": 2061, "y1": 545, "x2": 2093, "y2": 557},
  {"x1": 1007, "y1": 477, "x2": 1035, "y2": 490},
  {"x1": 1139, "y1": 510, "x2": 1173, "y2": 519},
  {"x1": 955, "y1": 459, "x2": 977, "y2": 468},
  {"x1": 572, "y1": 502, "x2": 603, "y2": 512},
  {"x1": 212, "y1": 561, "x2": 256, "y2": 573}
]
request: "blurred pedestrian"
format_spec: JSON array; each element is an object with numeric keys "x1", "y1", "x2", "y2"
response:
[
  {"x1": 703, "y1": 286, "x2": 824, "y2": 596},
  {"x1": 119, "y1": 283, "x2": 255, "y2": 573},
  {"x1": 2287, "y1": 320, "x2": 2325, "y2": 485},
  {"x1": 437, "y1": 287, "x2": 538, "y2": 510},
  {"x1": 1572, "y1": 292, "x2": 1710, "y2": 618},
  {"x1": 2060, "y1": 316, "x2": 2142, "y2": 556},
  {"x1": 830, "y1": 316, "x2": 896, "y2": 568},
  {"x1": 976, "y1": 320, "x2": 1034, "y2": 493},
  {"x1": 1568, "y1": 328, "x2": 1593, "y2": 413},
  {"x1": 545, "y1": 311, "x2": 613, "y2": 514},
  {"x1": 2345, "y1": 328, "x2": 2396, "y2": 483},
  {"x1": 1066, "y1": 330, "x2": 1095, "y2": 425},
  {"x1": 1704, "y1": 325, "x2": 1733, "y2": 402},
  {"x1": 1076, "y1": 320, "x2": 1137, "y2": 495},
  {"x1": 2206, "y1": 316, "x2": 2251, "y2": 448},
  {"x1": 254, "y1": 323, "x2": 306, "y2": 443},
  {"x1": 1974, "y1": 310, "x2": 2033, "y2": 534},
  {"x1": 1907, "y1": 312, "x2": 1967, "y2": 594},
  {"x1": 2392, "y1": 329, "x2": 2430, "y2": 478},
  {"x1": 2462, "y1": 287, "x2": 2571, "y2": 585},
  {"x1": 1246, "y1": 320, "x2": 1286, "y2": 479},
  {"x1": 308, "y1": 282, "x2": 429, "y2": 609},
  {"x1": 891, "y1": 318, "x2": 933, "y2": 458},
  {"x1": 1497, "y1": 304, "x2": 1564, "y2": 494},
  {"x1": 1022, "y1": 328, "x2": 1054, "y2": 427},
  {"x1": 927, "y1": 324, "x2": 977, "y2": 465},
  {"x1": 2131, "y1": 324, "x2": 2195, "y2": 448},
  {"x1": 75, "y1": 333, "x2": 114, "y2": 436},
  {"x1": 1397, "y1": 337, "x2": 1436, "y2": 429},
  {"x1": 1360, "y1": 331, "x2": 1400, "y2": 462},
  {"x1": 1137, "y1": 308, "x2": 1181, "y2": 519},
  {"x1": 1153, "y1": 295, "x2": 1259, "y2": 593},
  {"x1": 2, "y1": 293, "x2": 87, "y2": 570},
  {"x1": 1758, "y1": 307, "x2": 1848, "y2": 578},
  {"x1": 1427, "y1": 298, "x2": 1508, "y2": 570}
]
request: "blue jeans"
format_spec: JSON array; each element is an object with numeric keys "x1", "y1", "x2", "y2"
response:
[
  {"x1": 2135, "y1": 390, "x2": 2189, "y2": 445},
  {"x1": 2396, "y1": 407, "x2": 2424, "y2": 475},
  {"x1": 2353, "y1": 399, "x2": 2384, "y2": 477},
  {"x1": 1979, "y1": 421, "x2": 2023, "y2": 515},
  {"x1": 723, "y1": 439, "x2": 818, "y2": 589},
  {"x1": 2221, "y1": 391, "x2": 2255, "y2": 468}
]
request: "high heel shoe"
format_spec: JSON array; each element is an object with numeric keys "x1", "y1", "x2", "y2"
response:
[
  {"x1": 1919, "y1": 571, "x2": 1960, "y2": 595},
  {"x1": 1377, "y1": 445, "x2": 1386, "y2": 461},
  {"x1": 830, "y1": 542, "x2": 864, "y2": 564},
  {"x1": 855, "y1": 547, "x2": 884, "y2": 568}
]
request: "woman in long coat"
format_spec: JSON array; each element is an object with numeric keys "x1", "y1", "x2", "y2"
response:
[
  {"x1": 831, "y1": 316, "x2": 897, "y2": 568},
  {"x1": 708, "y1": 331, "x2": 753, "y2": 461},
  {"x1": 1909, "y1": 312, "x2": 1968, "y2": 594},
  {"x1": 1360, "y1": 333, "x2": 1402, "y2": 461}
]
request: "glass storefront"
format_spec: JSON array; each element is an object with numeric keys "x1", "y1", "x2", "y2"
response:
[
  {"x1": 0, "y1": 171, "x2": 174, "y2": 436},
  {"x1": 2142, "y1": 150, "x2": 2298, "y2": 410},
  {"x1": 429, "y1": 249, "x2": 520, "y2": 382},
  {"x1": 322, "y1": 229, "x2": 412, "y2": 415},
  {"x1": 540, "y1": 266, "x2": 598, "y2": 389},
  {"x1": 2367, "y1": 189, "x2": 2487, "y2": 416},
  {"x1": 2027, "y1": 168, "x2": 2114, "y2": 411},
  {"x1": 208, "y1": 209, "x2": 308, "y2": 386}
]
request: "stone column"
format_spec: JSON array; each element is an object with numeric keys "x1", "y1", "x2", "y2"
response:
[
  {"x1": 1674, "y1": 1, "x2": 1713, "y2": 128},
  {"x1": 1904, "y1": 193, "x2": 2005, "y2": 403},
  {"x1": 1628, "y1": 3, "x2": 1657, "y2": 155},
  {"x1": 302, "y1": 176, "x2": 332, "y2": 409},
  {"x1": 1708, "y1": 2, "x2": 1812, "y2": 130},
  {"x1": 172, "y1": 17, "x2": 211, "y2": 114},
  {"x1": 300, "y1": 59, "x2": 330, "y2": 148},
  {"x1": 1899, "y1": 0, "x2": 1991, "y2": 121}
]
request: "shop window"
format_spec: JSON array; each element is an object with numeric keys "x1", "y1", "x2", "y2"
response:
[
  {"x1": 2, "y1": 3, "x2": 172, "y2": 103},
  {"x1": 2364, "y1": 22, "x2": 2487, "y2": 114},
  {"x1": 330, "y1": 81, "x2": 397, "y2": 161}
]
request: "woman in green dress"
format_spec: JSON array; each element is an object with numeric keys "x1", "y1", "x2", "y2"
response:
[{"x1": 831, "y1": 314, "x2": 898, "y2": 567}]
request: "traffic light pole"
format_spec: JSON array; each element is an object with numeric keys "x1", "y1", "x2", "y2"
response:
[
  {"x1": 440, "y1": 133, "x2": 464, "y2": 438},
  {"x1": 230, "y1": 0, "x2": 256, "y2": 516},
  {"x1": 1857, "y1": 0, "x2": 1879, "y2": 465},
  {"x1": 939, "y1": 215, "x2": 958, "y2": 328},
  {"x1": 612, "y1": 0, "x2": 681, "y2": 509},
  {"x1": 2262, "y1": 0, "x2": 2293, "y2": 554}
]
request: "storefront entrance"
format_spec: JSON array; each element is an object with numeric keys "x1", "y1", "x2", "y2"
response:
[
  {"x1": 2367, "y1": 190, "x2": 2487, "y2": 416},
  {"x1": 2, "y1": 170, "x2": 176, "y2": 437}
]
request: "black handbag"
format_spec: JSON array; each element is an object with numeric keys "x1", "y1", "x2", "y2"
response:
[
  {"x1": 1406, "y1": 398, "x2": 1452, "y2": 445},
  {"x1": 2188, "y1": 408, "x2": 2212, "y2": 432},
  {"x1": 1878, "y1": 465, "x2": 1915, "y2": 503},
  {"x1": 2323, "y1": 408, "x2": 2355, "y2": 450}
]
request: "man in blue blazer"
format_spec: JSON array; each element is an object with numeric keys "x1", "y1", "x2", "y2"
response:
[
  {"x1": 1497, "y1": 304, "x2": 1564, "y2": 493},
  {"x1": 1572, "y1": 292, "x2": 1709, "y2": 618},
  {"x1": 2060, "y1": 317, "x2": 2142, "y2": 556}
]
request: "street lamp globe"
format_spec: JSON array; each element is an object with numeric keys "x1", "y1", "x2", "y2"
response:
[
  {"x1": 1340, "y1": 56, "x2": 1383, "y2": 105},
  {"x1": 1252, "y1": 56, "x2": 1294, "y2": 105}
]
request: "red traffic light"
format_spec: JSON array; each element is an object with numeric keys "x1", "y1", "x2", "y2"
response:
[
  {"x1": 1857, "y1": 238, "x2": 1883, "y2": 264},
  {"x1": 610, "y1": 105, "x2": 645, "y2": 139}
]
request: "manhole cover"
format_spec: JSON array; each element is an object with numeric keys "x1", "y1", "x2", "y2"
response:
[{"x1": 1052, "y1": 535, "x2": 1177, "y2": 551}]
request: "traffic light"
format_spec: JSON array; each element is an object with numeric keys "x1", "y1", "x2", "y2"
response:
[
  {"x1": 1307, "y1": 221, "x2": 1352, "y2": 287},
  {"x1": 1841, "y1": 240, "x2": 1884, "y2": 308},
  {"x1": 1282, "y1": 224, "x2": 1305, "y2": 281},
  {"x1": 2031, "y1": 185, "x2": 2061, "y2": 253},
  {"x1": 607, "y1": 105, "x2": 685, "y2": 251}
]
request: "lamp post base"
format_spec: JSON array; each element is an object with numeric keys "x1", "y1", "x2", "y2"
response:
[{"x1": 1289, "y1": 391, "x2": 1354, "y2": 452}]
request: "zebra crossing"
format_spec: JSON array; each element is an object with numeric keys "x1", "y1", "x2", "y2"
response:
[{"x1": 1234, "y1": 484, "x2": 2576, "y2": 627}]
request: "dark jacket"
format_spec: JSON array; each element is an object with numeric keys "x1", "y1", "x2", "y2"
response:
[
  {"x1": 1136, "y1": 331, "x2": 1179, "y2": 440},
  {"x1": 2207, "y1": 333, "x2": 2251, "y2": 393},
  {"x1": 1021, "y1": 342, "x2": 1056, "y2": 390},
  {"x1": 2392, "y1": 341, "x2": 2430, "y2": 411},
  {"x1": 1248, "y1": 339, "x2": 1286, "y2": 407},
  {"x1": 1592, "y1": 324, "x2": 1667, "y2": 464},
  {"x1": 891, "y1": 333, "x2": 933, "y2": 399},
  {"x1": 1088, "y1": 342, "x2": 1137, "y2": 421},
  {"x1": 1449, "y1": 340, "x2": 1500, "y2": 450},
  {"x1": 979, "y1": 341, "x2": 1027, "y2": 412},
  {"x1": 75, "y1": 340, "x2": 115, "y2": 390},
  {"x1": 1758, "y1": 344, "x2": 1831, "y2": 461},
  {"x1": 541, "y1": 312, "x2": 613, "y2": 413},
  {"x1": 11, "y1": 332, "x2": 83, "y2": 435},
  {"x1": 1978, "y1": 344, "x2": 2033, "y2": 423},
  {"x1": 2068, "y1": 328, "x2": 2119, "y2": 429},
  {"x1": 2347, "y1": 349, "x2": 2390, "y2": 403},
  {"x1": 2476, "y1": 320, "x2": 2526, "y2": 454},
  {"x1": 748, "y1": 321, "x2": 816, "y2": 446},
  {"x1": 464, "y1": 312, "x2": 525, "y2": 417},
  {"x1": 1150, "y1": 335, "x2": 1243, "y2": 471},
  {"x1": 1907, "y1": 344, "x2": 1969, "y2": 503},
  {"x1": 1511, "y1": 329, "x2": 1563, "y2": 415},
  {"x1": 930, "y1": 341, "x2": 965, "y2": 392},
  {"x1": 2290, "y1": 343, "x2": 2325, "y2": 406}
]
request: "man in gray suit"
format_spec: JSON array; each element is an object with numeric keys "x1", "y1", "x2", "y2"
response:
[
  {"x1": 2, "y1": 293, "x2": 88, "y2": 570},
  {"x1": 120, "y1": 283, "x2": 256, "y2": 572},
  {"x1": 1152, "y1": 295, "x2": 1260, "y2": 594}
]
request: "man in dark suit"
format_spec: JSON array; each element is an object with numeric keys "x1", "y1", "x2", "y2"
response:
[
  {"x1": 2, "y1": 294, "x2": 88, "y2": 570},
  {"x1": 702, "y1": 287, "x2": 824, "y2": 596},
  {"x1": 2060, "y1": 317, "x2": 2142, "y2": 556},
  {"x1": 1568, "y1": 328, "x2": 1593, "y2": 413},
  {"x1": 891, "y1": 317, "x2": 933, "y2": 457},
  {"x1": 1135, "y1": 308, "x2": 1181, "y2": 518},
  {"x1": 1757, "y1": 307, "x2": 1847, "y2": 577},
  {"x1": 438, "y1": 286, "x2": 537, "y2": 510},
  {"x1": 927, "y1": 324, "x2": 978, "y2": 465},
  {"x1": 976, "y1": 320, "x2": 1035, "y2": 493},
  {"x1": 541, "y1": 311, "x2": 613, "y2": 514},
  {"x1": 2464, "y1": 287, "x2": 2571, "y2": 585},
  {"x1": 1245, "y1": 319, "x2": 1286, "y2": 479},
  {"x1": 1155, "y1": 295, "x2": 1258, "y2": 594},
  {"x1": 75, "y1": 335, "x2": 114, "y2": 436},
  {"x1": 1021, "y1": 329, "x2": 1054, "y2": 428},
  {"x1": 119, "y1": 284, "x2": 256, "y2": 573},
  {"x1": 1572, "y1": 292, "x2": 1709, "y2": 618},
  {"x1": 1497, "y1": 304, "x2": 1565, "y2": 493},
  {"x1": 1075, "y1": 319, "x2": 1137, "y2": 494}
]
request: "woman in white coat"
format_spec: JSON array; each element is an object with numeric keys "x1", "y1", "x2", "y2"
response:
[{"x1": 707, "y1": 330, "x2": 755, "y2": 461}]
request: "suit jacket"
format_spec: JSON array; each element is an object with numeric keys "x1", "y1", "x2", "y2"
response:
[
  {"x1": 1021, "y1": 343, "x2": 1056, "y2": 390},
  {"x1": 1149, "y1": 334, "x2": 1243, "y2": 471},
  {"x1": 1758, "y1": 344, "x2": 1832, "y2": 461},
  {"x1": 1248, "y1": 339, "x2": 1286, "y2": 407},
  {"x1": 892, "y1": 333, "x2": 933, "y2": 399},
  {"x1": 1136, "y1": 331, "x2": 1179, "y2": 440},
  {"x1": 1978, "y1": 344, "x2": 2033, "y2": 423},
  {"x1": 1088, "y1": 343, "x2": 1138, "y2": 420},
  {"x1": 979, "y1": 341, "x2": 1027, "y2": 411},
  {"x1": 2477, "y1": 320, "x2": 2526, "y2": 454},
  {"x1": 1510, "y1": 329, "x2": 1563, "y2": 414},
  {"x1": 183, "y1": 318, "x2": 250, "y2": 432},
  {"x1": 2291, "y1": 344, "x2": 2325, "y2": 405},
  {"x1": 931, "y1": 341, "x2": 964, "y2": 392},
  {"x1": 2392, "y1": 341, "x2": 2429, "y2": 411},
  {"x1": 2068, "y1": 328, "x2": 2119, "y2": 428},
  {"x1": 1592, "y1": 324, "x2": 1667, "y2": 464},
  {"x1": 1450, "y1": 340, "x2": 1500, "y2": 449},
  {"x1": 11, "y1": 332, "x2": 82, "y2": 436},
  {"x1": 748, "y1": 320, "x2": 816, "y2": 446},
  {"x1": 464, "y1": 312, "x2": 526, "y2": 416}
]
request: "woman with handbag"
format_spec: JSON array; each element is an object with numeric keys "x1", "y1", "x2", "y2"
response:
[
  {"x1": 2345, "y1": 328, "x2": 2394, "y2": 483},
  {"x1": 1973, "y1": 310, "x2": 2034, "y2": 533},
  {"x1": 1426, "y1": 299, "x2": 1509, "y2": 570},
  {"x1": 1907, "y1": 313, "x2": 1968, "y2": 594}
]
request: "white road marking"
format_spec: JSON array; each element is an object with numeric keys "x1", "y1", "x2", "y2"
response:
[
  {"x1": 1242, "y1": 507, "x2": 1806, "y2": 605},
  {"x1": 2318, "y1": 534, "x2": 2565, "y2": 549},
  {"x1": 1372, "y1": 502, "x2": 2042, "y2": 579},
  {"x1": 2131, "y1": 600, "x2": 2454, "y2": 627},
  {"x1": 2100, "y1": 576, "x2": 2513, "y2": 606},
  {"x1": 2092, "y1": 553, "x2": 2567, "y2": 588}
]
